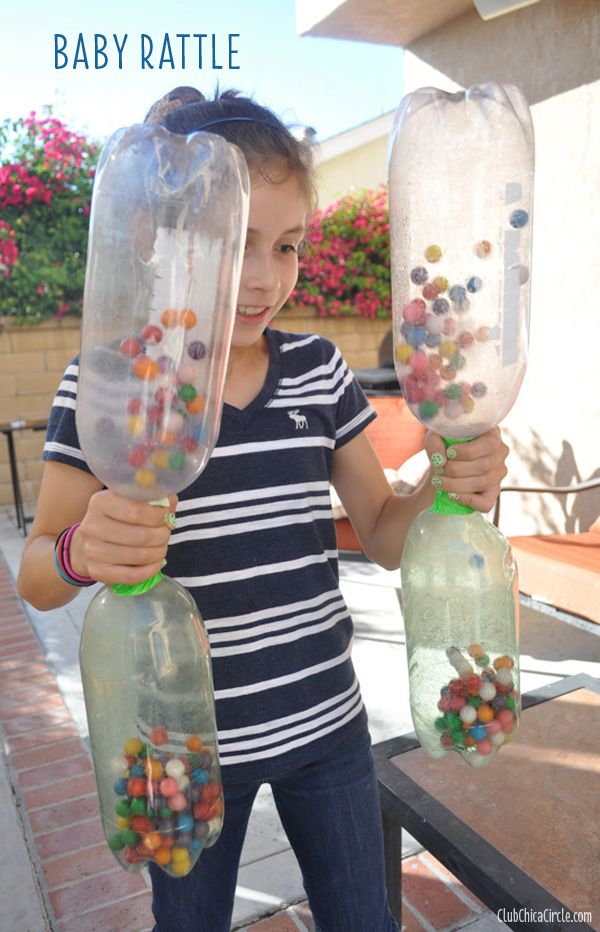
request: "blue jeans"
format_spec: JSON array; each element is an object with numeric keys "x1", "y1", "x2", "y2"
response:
[{"x1": 150, "y1": 726, "x2": 400, "y2": 931}]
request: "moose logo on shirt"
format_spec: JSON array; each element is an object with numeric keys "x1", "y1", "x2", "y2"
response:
[{"x1": 287, "y1": 409, "x2": 308, "y2": 430}]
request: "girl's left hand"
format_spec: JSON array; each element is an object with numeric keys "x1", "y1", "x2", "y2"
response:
[{"x1": 423, "y1": 427, "x2": 509, "y2": 514}]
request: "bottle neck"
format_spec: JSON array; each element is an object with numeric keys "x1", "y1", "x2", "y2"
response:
[
  {"x1": 429, "y1": 437, "x2": 476, "y2": 515},
  {"x1": 112, "y1": 571, "x2": 163, "y2": 597}
]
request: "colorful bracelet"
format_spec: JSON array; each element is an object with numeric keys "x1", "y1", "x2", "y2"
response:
[{"x1": 54, "y1": 524, "x2": 96, "y2": 587}]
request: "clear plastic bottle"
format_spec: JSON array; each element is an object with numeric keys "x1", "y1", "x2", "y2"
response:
[
  {"x1": 389, "y1": 85, "x2": 534, "y2": 764},
  {"x1": 400, "y1": 486, "x2": 520, "y2": 767},
  {"x1": 77, "y1": 124, "x2": 249, "y2": 872},
  {"x1": 77, "y1": 123, "x2": 249, "y2": 500},
  {"x1": 80, "y1": 578, "x2": 223, "y2": 874}
]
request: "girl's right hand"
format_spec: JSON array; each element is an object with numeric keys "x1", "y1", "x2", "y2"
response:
[{"x1": 69, "y1": 490, "x2": 178, "y2": 586}]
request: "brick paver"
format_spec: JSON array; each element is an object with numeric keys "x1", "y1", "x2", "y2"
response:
[{"x1": 0, "y1": 554, "x2": 487, "y2": 932}]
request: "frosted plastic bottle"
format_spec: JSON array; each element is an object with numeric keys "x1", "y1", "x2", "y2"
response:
[
  {"x1": 77, "y1": 124, "x2": 249, "y2": 872},
  {"x1": 388, "y1": 84, "x2": 533, "y2": 439},
  {"x1": 389, "y1": 85, "x2": 534, "y2": 764}
]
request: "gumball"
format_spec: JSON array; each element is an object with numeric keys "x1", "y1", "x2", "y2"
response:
[
  {"x1": 127, "y1": 445, "x2": 148, "y2": 469},
  {"x1": 169, "y1": 792, "x2": 188, "y2": 812},
  {"x1": 116, "y1": 799, "x2": 131, "y2": 817},
  {"x1": 468, "y1": 643, "x2": 483, "y2": 659},
  {"x1": 161, "y1": 309, "x2": 180, "y2": 328},
  {"x1": 448, "y1": 696, "x2": 466, "y2": 712},
  {"x1": 130, "y1": 797, "x2": 147, "y2": 816},
  {"x1": 142, "y1": 325, "x2": 162, "y2": 345},
  {"x1": 410, "y1": 266, "x2": 428, "y2": 284},
  {"x1": 477, "y1": 704, "x2": 494, "y2": 724},
  {"x1": 197, "y1": 751, "x2": 213, "y2": 768},
  {"x1": 109, "y1": 833, "x2": 125, "y2": 851},
  {"x1": 510, "y1": 209, "x2": 529, "y2": 228},
  {"x1": 177, "y1": 813, "x2": 194, "y2": 834},
  {"x1": 127, "y1": 415, "x2": 145, "y2": 438},
  {"x1": 179, "y1": 309, "x2": 197, "y2": 329},
  {"x1": 425, "y1": 244, "x2": 442, "y2": 262},
  {"x1": 187, "y1": 340, "x2": 207, "y2": 360},
  {"x1": 444, "y1": 401, "x2": 463, "y2": 419},
  {"x1": 160, "y1": 777, "x2": 178, "y2": 798},
  {"x1": 467, "y1": 276, "x2": 482, "y2": 293},
  {"x1": 465, "y1": 674, "x2": 482, "y2": 696},
  {"x1": 151, "y1": 449, "x2": 170, "y2": 471},
  {"x1": 130, "y1": 764, "x2": 145, "y2": 778},
  {"x1": 157, "y1": 355, "x2": 177, "y2": 374},
  {"x1": 449, "y1": 354, "x2": 465, "y2": 372},
  {"x1": 177, "y1": 775, "x2": 190, "y2": 792},
  {"x1": 490, "y1": 731, "x2": 506, "y2": 747},
  {"x1": 178, "y1": 384, "x2": 197, "y2": 404},
  {"x1": 395, "y1": 343, "x2": 413, "y2": 364},
  {"x1": 486, "y1": 719, "x2": 502, "y2": 736},
  {"x1": 116, "y1": 816, "x2": 130, "y2": 830},
  {"x1": 121, "y1": 828, "x2": 139, "y2": 847},
  {"x1": 479, "y1": 681, "x2": 496, "y2": 702},
  {"x1": 494, "y1": 654, "x2": 514, "y2": 670},
  {"x1": 449, "y1": 284, "x2": 466, "y2": 303},
  {"x1": 440, "y1": 734, "x2": 454, "y2": 748},
  {"x1": 154, "y1": 847, "x2": 172, "y2": 866},
  {"x1": 124, "y1": 846, "x2": 142, "y2": 864},
  {"x1": 470, "y1": 724, "x2": 487, "y2": 741},
  {"x1": 496, "y1": 709, "x2": 515, "y2": 732},
  {"x1": 422, "y1": 282, "x2": 440, "y2": 300},
  {"x1": 474, "y1": 240, "x2": 492, "y2": 258},
  {"x1": 119, "y1": 337, "x2": 142, "y2": 358},
  {"x1": 134, "y1": 469, "x2": 156, "y2": 489},
  {"x1": 467, "y1": 695, "x2": 482, "y2": 708},
  {"x1": 130, "y1": 815, "x2": 150, "y2": 833},
  {"x1": 475, "y1": 326, "x2": 490, "y2": 342},
  {"x1": 461, "y1": 396, "x2": 475, "y2": 413},
  {"x1": 144, "y1": 758, "x2": 163, "y2": 781},
  {"x1": 457, "y1": 330, "x2": 474, "y2": 348},
  {"x1": 166, "y1": 758, "x2": 185, "y2": 780},
  {"x1": 403, "y1": 299, "x2": 427, "y2": 323},
  {"x1": 150, "y1": 727, "x2": 168, "y2": 747},
  {"x1": 441, "y1": 318, "x2": 457, "y2": 336},
  {"x1": 132, "y1": 356, "x2": 160, "y2": 381},
  {"x1": 491, "y1": 695, "x2": 507, "y2": 712},
  {"x1": 127, "y1": 777, "x2": 147, "y2": 797},
  {"x1": 439, "y1": 340, "x2": 457, "y2": 359},
  {"x1": 193, "y1": 801, "x2": 213, "y2": 821},
  {"x1": 186, "y1": 735, "x2": 203, "y2": 753},
  {"x1": 419, "y1": 401, "x2": 440, "y2": 420},
  {"x1": 505, "y1": 694, "x2": 516, "y2": 711},
  {"x1": 432, "y1": 298, "x2": 449, "y2": 316},
  {"x1": 169, "y1": 450, "x2": 186, "y2": 471},
  {"x1": 496, "y1": 668, "x2": 513, "y2": 687},
  {"x1": 433, "y1": 276, "x2": 448, "y2": 292},
  {"x1": 476, "y1": 738, "x2": 493, "y2": 756},
  {"x1": 471, "y1": 382, "x2": 487, "y2": 398},
  {"x1": 113, "y1": 777, "x2": 128, "y2": 796},
  {"x1": 459, "y1": 705, "x2": 477, "y2": 725}
]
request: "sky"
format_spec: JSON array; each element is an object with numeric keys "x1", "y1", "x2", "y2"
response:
[{"x1": 1, "y1": 0, "x2": 405, "y2": 145}]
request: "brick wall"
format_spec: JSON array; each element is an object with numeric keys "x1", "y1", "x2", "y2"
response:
[
  {"x1": 0, "y1": 318, "x2": 82, "y2": 509},
  {"x1": 277, "y1": 305, "x2": 390, "y2": 370},
  {"x1": 0, "y1": 310, "x2": 389, "y2": 511}
]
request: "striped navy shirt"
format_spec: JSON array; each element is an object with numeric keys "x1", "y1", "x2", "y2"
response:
[{"x1": 44, "y1": 327, "x2": 377, "y2": 782}]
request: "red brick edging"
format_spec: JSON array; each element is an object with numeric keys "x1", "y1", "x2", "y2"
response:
[{"x1": 0, "y1": 556, "x2": 487, "y2": 932}]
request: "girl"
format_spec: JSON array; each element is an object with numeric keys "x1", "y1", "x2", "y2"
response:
[{"x1": 17, "y1": 86, "x2": 509, "y2": 932}]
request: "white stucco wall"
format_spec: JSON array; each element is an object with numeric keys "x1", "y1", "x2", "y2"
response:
[{"x1": 402, "y1": 0, "x2": 600, "y2": 535}]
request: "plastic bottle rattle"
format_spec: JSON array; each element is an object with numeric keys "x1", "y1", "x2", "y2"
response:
[
  {"x1": 78, "y1": 123, "x2": 249, "y2": 871},
  {"x1": 388, "y1": 84, "x2": 534, "y2": 766}
]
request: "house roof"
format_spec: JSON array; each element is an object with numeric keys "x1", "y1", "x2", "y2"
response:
[
  {"x1": 296, "y1": 0, "x2": 473, "y2": 48},
  {"x1": 315, "y1": 111, "x2": 395, "y2": 163}
]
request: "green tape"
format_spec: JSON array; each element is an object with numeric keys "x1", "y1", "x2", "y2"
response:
[
  {"x1": 429, "y1": 436, "x2": 476, "y2": 515},
  {"x1": 112, "y1": 571, "x2": 163, "y2": 597}
]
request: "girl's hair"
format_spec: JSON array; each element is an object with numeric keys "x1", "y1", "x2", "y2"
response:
[{"x1": 145, "y1": 86, "x2": 317, "y2": 209}]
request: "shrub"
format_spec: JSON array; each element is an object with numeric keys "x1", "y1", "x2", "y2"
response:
[
  {"x1": 0, "y1": 111, "x2": 99, "y2": 324},
  {"x1": 288, "y1": 186, "x2": 391, "y2": 319}
]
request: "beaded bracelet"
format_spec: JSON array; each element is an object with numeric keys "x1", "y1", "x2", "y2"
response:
[{"x1": 54, "y1": 524, "x2": 96, "y2": 587}]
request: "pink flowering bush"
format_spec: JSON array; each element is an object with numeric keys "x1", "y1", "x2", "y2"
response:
[
  {"x1": 288, "y1": 187, "x2": 391, "y2": 319},
  {"x1": 0, "y1": 112, "x2": 98, "y2": 323}
]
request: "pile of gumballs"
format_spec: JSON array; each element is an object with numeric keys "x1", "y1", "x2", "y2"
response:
[
  {"x1": 107, "y1": 727, "x2": 223, "y2": 875},
  {"x1": 396, "y1": 208, "x2": 529, "y2": 425},
  {"x1": 95, "y1": 307, "x2": 208, "y2": 492},
  {"x1": 434, "y1": 643, "x2": 519, "y2": 767}
]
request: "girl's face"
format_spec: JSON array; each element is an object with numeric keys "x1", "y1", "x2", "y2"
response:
[{"x1": 233, "y1": 169, "x2": 307, "y2": 350}]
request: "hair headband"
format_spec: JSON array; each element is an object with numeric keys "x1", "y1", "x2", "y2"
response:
[{"x1": 194, "y1": 116, "x2": 283, "y2": 133}]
